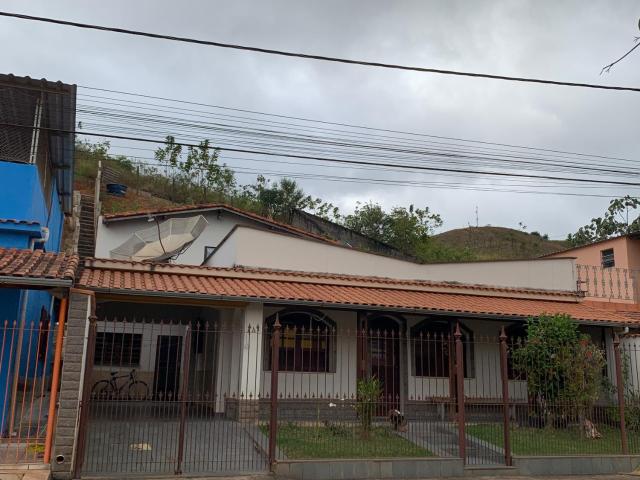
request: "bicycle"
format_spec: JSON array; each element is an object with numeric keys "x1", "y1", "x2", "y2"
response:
[{"x1": 91, "y1": 369, "x2": 149, "y2": 400}]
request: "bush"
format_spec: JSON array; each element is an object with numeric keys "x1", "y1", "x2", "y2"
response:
[
  {"x1": 355, "y1": 376, "x2": 382, "y2": 438},
  {"x1": 512, "y1": 314, "x2": 606, "y2": 426}
]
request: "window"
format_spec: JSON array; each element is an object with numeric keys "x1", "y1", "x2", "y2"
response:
[
  {"x1": 94, "y1": 332, "x2": 142, "y2": 366},
  {"x1": 264, "y1": 310, "x2": 336, "y2": 373},
  {"x1": 601, "y1": 248, "x2": 615, "y2": 268},
  {"x1": 411, "y1": 319, "x2": 474, "y2": 378}
]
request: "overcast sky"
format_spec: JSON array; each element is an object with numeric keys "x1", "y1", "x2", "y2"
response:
[{"x1": 2, "y1": 0, "x2": 639, "y2": 239}]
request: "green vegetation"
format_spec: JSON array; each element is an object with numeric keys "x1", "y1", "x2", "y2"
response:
[
  {"x1": 260, "y1": 423, "x2": 431, "y2": 459},
  {"x1": 467, "y1": 423, "x2": 635, "y2": 455},
  {"x1": 354, "y1": 376, "x2": 382, "y2": 437},
  {"x1": 74, "y1": 138, "x2": 473, "y2": 262},
  {"x1": 432, "y1": 226, "x2": 567, "y2": 260},
  {"x1": 512, "y1": 314, "x2": 607, "y2": 426},
  {"x1": 568, "y1": 195, "x2": 640, "y2": 247}
]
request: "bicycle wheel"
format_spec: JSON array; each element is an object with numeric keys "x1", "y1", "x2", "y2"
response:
[
  {"x1": 127, "y1": 380, "x2": 149, "y2": 400},
  {"x1": 91, "y1": 380, "x2": 114, "y2": 400}
]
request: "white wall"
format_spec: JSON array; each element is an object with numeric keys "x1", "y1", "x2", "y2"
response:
[
  {"x1": 406, "y1": 316, "x2": 527, "y2": 401},
  {"x1": 95, "y1": 210, "x2": 262, "y2": 265},
  {"x1": 208, "y1": 226, "x2": 577, "y2": 291},
  {"x1": 92, "y1": 320, "x2": 189, "y2": 391}
]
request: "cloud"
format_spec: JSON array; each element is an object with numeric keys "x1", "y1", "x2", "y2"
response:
[{"x1": 2, "y1": 0, "x2": 639, "y2": 239}]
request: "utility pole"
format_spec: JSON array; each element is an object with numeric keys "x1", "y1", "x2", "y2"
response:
[{"x1": 475, "y1": 206, "x2": 479, "y2": 228}]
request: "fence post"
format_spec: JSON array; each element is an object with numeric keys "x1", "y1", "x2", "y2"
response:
[
  {"x1": 499, "y1": 327, "x2": 512, "y2": 466},
  {"x1": 613, "y1": 333, "x2": 629, "y2": 455},
  {"x1": 72, "y1": 314, "x2": 97, "y2": 479},
  {"x1": 175, "y1": 326, "x2": 192, "y2": 475},
  {"x1": 269, "y1": 315, "x2": 281, "y2": 469},
  {"x1": 454, "y1": 322, "x2": 466, "y2": 463}
]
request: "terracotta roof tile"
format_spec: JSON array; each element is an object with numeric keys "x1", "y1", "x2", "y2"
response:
[
  {"x1": 76, "y1": 259, "x2": 632, "y2": 325},
  {"x1": 101, "y1": 203, "x2": 338, "y2": 245},
  {"x1": 0, "y1": 248, "x2": 79, "y2": 284}
]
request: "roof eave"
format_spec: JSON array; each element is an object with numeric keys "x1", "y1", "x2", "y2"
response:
[
  {"x1": 83, "y1": 286, "x2": 628, "y2": 327},
  {"x1": 0, "y1": 276, "x2": 73, "y2": 289}
]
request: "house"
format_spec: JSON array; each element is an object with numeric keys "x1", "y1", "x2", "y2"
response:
[
  {"x1": 94, "y1": 203, "x2": 340, "y2": 265},
  {"x1": 544, "y1": 233, "x2": 640, "y2": 392},
  {"x1": 47, "y1": 202, "x2": 639, "y2": 478},
  {"x1": 544, "y1": 233, "x2": 640, "y2": 304},
  {"x1": 0, "y1": 74, "x2": 76, "y2": 461}
]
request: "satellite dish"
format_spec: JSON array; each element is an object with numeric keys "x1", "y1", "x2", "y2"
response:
[{"x1": 110, "y1": 215, "x2": 208, "y2": 262}]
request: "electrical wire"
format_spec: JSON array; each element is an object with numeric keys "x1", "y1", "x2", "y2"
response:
[{"x1": 2, "y1": 10, "x2": 640, "y2": 92}]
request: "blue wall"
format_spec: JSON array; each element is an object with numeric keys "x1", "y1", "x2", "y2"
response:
[
  {"x1": 0, "y1": 161, "x2": 63, "y2": 251},
  {"x1": 0, "y1": 161, "x2": 64, "y2": 435}
]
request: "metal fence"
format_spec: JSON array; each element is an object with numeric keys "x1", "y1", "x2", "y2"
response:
[
  {"x1": 0, "y1": 317, "x2": 58, "y2": 464},
  {"x1": 73, "y1": 315, "x2": 640, "y2": 477}
]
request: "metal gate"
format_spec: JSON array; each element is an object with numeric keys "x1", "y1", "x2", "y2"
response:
[{"x1": 77, "y1": 317, "x2": 269, "y2": 476}]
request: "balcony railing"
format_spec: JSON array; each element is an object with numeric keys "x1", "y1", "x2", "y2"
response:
[{"x1": 576, "y1": 264, "x2": 640, "y2": 302}]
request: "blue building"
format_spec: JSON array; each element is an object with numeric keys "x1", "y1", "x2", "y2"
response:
[{"x1": 0, "y1": 74, "x2": 76, "y2": 440}]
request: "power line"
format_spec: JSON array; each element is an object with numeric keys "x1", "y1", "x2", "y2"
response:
[
  {"x1": 72, "y1": 103, "x2": 640, "y2": 178},
  {"x1": 77, "y1": 144, "x2": 629, "y2": 199},
  {"x1": 4, "y1": 121, "x2": 639, "y2": 187},
  {"x1": 2, "y1": 10, "x2": 640, "y2": 93},
  {"x1": 5, "y1": 81, "x2": 639, "y2": 167}
]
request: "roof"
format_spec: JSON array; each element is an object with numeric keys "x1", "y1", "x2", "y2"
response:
[
  {"x1": 0, "y1": 74, "x2": 77, "y2": 213},
  {"x1": 102, "y1": 203, "x2": 339, "y2": 246},
  {"x1": 541, "y1": 232, "x2": 640, "y2": 258},
  {"x1": 76, "y1": 258, "x2": 633, "y2": 325},
  {"x1": 0, "y1": 247, "x2": 79, "y2": 287}
]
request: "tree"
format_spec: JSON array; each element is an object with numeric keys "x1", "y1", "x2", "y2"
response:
[
  {"x1": 512, "y1": 314, "x2": 606, "y2": 431},
  {"x1": 154, "y1": 136, "x2": 235, "y2": 203},
  {"x1": 567, "y1": 195, "x2": 640, "y2": 246},
  {"x1": 245, "y1": 176, "x2": 338, "y2": 223},
  {"x1": 343, "y1": 202, "x2": 442, "y2": 253}
]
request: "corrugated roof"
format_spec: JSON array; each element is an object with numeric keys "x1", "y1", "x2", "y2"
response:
[
  {"x1": 76, "y1": 259, "x2": 632, "y2": 325},
  {"x1": 0, "y1": 247, "x2": 79, "y2": 285},
  {"x1": 102, "y1": 203, "x2": 339, "y2": 245},
  {"x1": 0, "y1": 74, "x2": 76, "y2": 213}
]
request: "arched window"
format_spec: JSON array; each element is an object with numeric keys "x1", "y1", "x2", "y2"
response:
[
  {"x1": 410, "y1": 319, "x2": 474, "y2": 378},
  {"x1": 264, "y1": 310, "x2": 336, "y2": 373}
]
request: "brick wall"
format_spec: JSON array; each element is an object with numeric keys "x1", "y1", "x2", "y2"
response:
[{"x1": 51, "y1": 291, "x2": 91, "y2": 480}]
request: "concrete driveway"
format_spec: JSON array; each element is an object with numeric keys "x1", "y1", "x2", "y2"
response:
[{"x1": 83, "y1": 417, "x2": 268, "y2": 476}]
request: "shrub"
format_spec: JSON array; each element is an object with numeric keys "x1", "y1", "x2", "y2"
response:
[
  {"x1": 355, "y1": 376, "x2": 382, "y2": 438},
  {"x1": 512, "y1": 314, "x2": 606, "y2": 426}
]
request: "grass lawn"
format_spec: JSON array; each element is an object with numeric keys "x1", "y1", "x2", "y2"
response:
[
  {"x1": 260, "y1": 423, "x2": 432, "y2": 459},
  {"x1": 467, "y1": 423, "x2": 638, "y2": 455}
]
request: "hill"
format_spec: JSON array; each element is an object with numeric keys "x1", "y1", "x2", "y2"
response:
[{"x1": 433, "y1": 226, "x2": 569, "y2": 261}]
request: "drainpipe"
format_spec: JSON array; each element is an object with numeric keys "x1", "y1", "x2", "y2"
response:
[{"x1": 7, "y1": 227, "x2": 50, "y2": 435}]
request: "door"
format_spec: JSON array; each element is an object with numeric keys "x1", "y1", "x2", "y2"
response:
[
  {"x1": 153, "y1": 335, "x2": 183, "y2": 399},
  {"x1": 365, "y1": 316, "x2": 401, "y2": 414}
]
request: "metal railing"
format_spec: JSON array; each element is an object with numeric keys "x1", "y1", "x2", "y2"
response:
[
  {"x1": 67, "y1": 314, "x2": 640, "y2": 477},
  {"x1": 0, "y1": 317, "x2": 57, "y2": 464},
  {"x1": 576, "y1": 264, "x2": 640, "y2": 302}
]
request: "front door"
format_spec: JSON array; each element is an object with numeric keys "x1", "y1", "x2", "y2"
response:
[
  {"x1": 363, "y1": 316, "x2": 401, "y2": 414},
  {"x1": 153, "y1": 335, "x2": 183, "y2": 399}
]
